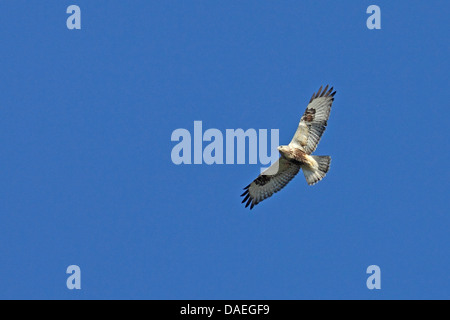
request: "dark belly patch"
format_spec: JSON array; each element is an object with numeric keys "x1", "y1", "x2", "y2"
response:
[{"x1": 292, "y1": 149, "x2": 308, "y2": 164}]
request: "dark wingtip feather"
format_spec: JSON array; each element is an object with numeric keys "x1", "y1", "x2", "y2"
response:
[
  {"x1": 315, "y1": 85, "x2": 323, "y2": 98},
  {"x1": 321, "y1": 85, "x2": 329, "y2": 97},
  {"x1": 311, "y1": 85, "x2": 337, "y2": 101},
  {"x1": 327, "y1": 86, "x2": 333, "y2": 95}
]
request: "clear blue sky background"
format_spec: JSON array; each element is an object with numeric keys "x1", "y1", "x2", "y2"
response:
[{"x1": 0, "y1": 1, "x2": 448, "y2": 299}]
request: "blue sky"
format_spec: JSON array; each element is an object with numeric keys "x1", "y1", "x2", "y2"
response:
[{"x1": 0, "y1": 1, "x2": 448, "y2": 299}]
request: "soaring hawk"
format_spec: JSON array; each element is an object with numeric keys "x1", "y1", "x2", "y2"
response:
[{"x1": 241, "y1": 85, "x2": 336, "y2": 209}]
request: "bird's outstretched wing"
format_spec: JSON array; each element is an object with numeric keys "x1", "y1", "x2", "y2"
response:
[
  {"x1": 289, "y1": 85, "x2": 336, "y2": 154},
  {"x1": 241, "y1": 158, "x2": 301, "y2": 209}
]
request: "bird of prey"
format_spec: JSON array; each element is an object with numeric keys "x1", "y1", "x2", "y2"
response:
[{"x1": 241, "y1": 85, "x2": 336, "y2": 209}]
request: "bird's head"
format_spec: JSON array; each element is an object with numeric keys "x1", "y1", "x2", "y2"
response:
[{"x1": 277, "y1": 145, "x2": 290, "y2": 154}]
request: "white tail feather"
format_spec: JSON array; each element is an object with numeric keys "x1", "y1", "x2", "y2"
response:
[{"x1": 302, "y1": 156, "x2": 331, "y2": 185}]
